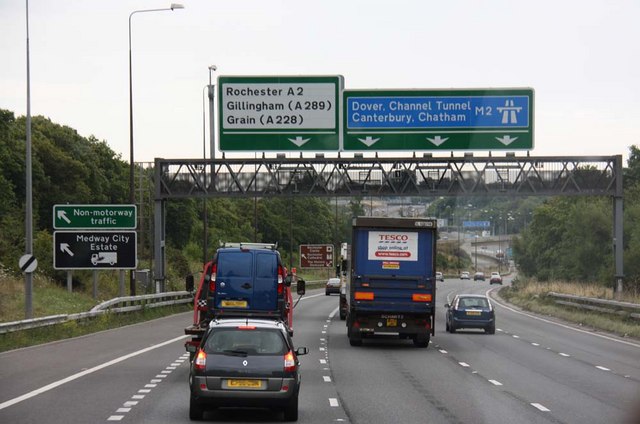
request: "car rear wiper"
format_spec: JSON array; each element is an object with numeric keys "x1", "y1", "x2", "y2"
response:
[{"x1": 223, "y1": 349, "x2": 249, "y2": 357}]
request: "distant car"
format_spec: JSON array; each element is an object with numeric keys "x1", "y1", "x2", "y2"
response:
[
  {"x1": 435, "y1": 272, "x2": 444, "y2": 282},
  {"x1": 445, "y1": 294, "x2": 495, "y2": 334},
  {"x1": 460, "y1": 271, "x2": 470, "y2": 280},
  {"x1": 189, "y1": 318, "x2": 309, "y2": 421},
  {"x1": 325, "y1": 277, "x2": 341, "y2": 295},
  {"x1": 473, "y1": 272, "x2": 485, "y2": 281},
  {"x1": 490, "y1": 272, "x2": 502, "y2": 285}
]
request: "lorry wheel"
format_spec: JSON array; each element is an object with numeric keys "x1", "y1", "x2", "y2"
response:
[{"x1": 413, "y1": 334, "x2": 430, "y2": 348}]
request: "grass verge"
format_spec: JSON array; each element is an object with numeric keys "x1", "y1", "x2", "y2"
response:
[{"x1": 500, "y1": 278, "x2": 640, "y2": 340}]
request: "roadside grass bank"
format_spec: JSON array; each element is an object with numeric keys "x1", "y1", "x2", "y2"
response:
[{"x1": 500, "y1": 278, "x2": 640, "y2": 340}]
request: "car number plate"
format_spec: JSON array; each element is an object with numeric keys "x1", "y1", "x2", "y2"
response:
[
  {"x1": 466, "y1": 310, "x2": 481, "y2": 316},
  {"x1": 227, "y1": 379, "x2": 263, "y2": 388},
  {"x1": 386, "y1": 318, "x2": 398, "y2": 327},
  {"x1": 221, "y1": 300, "x2": 248, "y2": 308}
]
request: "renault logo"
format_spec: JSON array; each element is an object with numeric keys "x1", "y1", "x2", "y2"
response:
[{"x1": 242, "y1": 360, "x2": 248, "y2": 367}]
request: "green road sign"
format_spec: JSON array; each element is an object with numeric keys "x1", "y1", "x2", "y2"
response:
[
  {"x1": 54, "y1": 231, "x2": 137, "y2": 270},
  {"x1": 218, "y1": 75, "x2": 343, "y2": 151},
  {"x1": 343, "y1": 88, "x2": 534, "y2": 151},
  {"x1": 53, "y1": 204, "x2": 136, "y2": 229}
]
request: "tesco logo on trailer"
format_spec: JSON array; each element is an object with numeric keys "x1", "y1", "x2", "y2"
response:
[
  {"x1": 369, "y1": 231, "x2": 418, "y2": 262},
  {"x1": 378, "y1": 234, "x2": 409, "y2": 242}
]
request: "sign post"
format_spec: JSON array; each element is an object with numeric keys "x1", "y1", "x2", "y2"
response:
[
  {"x1": 299, "y1": 244, "x2": 334, "y2": 268},
  {"x1": 218, "y1": 76, "x2": 343, "y2": 151},
  {"x1": 53, "y1": 204, "x2": 136, "y2": 229},
  {"x1": 53, "y1": 231, "x2": 137, "y2": 270},
  {"x1": 343, "y1": 88, "x2": 534, "y2": 151}
]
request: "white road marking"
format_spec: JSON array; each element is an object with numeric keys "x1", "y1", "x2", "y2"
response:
[
  {"x1": 328, "y1": 307, "x2": 339, "y2": 319},
  {"x1": 320, "y1": 359, "x2": 327, "y2": 364},
  {"x1": 489, "y1": 380, "x2": 503, "y2": 386},
  {"x1": 459, "y1": 362, "x2": 470, "y2": 367},
  {"x1": 150, "y1": 379, "x2": 162, "y2": 383},
  {"x1": 138, "y1": 389, "x2": 151, "y2": 394},
  {"x1": 323, "y1": 376, "x2": 332, "y2": 382},
  {"x1": 123, "y1": 401, "x2": 138, "y2": 407},
  {"x1": 512, "y1": 335, "x2": 520, "y2": 339},
  {"x1": 488, "y1": 288, "x2": 640, "y2": 348},
  {"x1": 144, "y1": 384, "x2": 157, "y2": 388},
  {"x1": 0, "y1": 335, "x2": 188, "y2": 411},
  {"x1": 155, "y1": 374, "x2": 167, "y2": 378},
  {"x1": 559, "y1": 353, "x2": 570, "y2": 357},
  {"x1": 132, "y1": 395, "x2": 145, "y2": 400},
  {"x1": 596, "y1": 366, "x2": 611, "y2": 371},
  {"x1": 116, "y1": 408, "x2": 131, "y2": 413},
  {"x1": 531, "y1": 403, "x2": 550, "y2": 412},
  {"x1": 531, "y1": 343, "x2": 540, "y2": 346},
  {"x1": 320, "y1": 347, "x2": 326, "y2": 351},
  {"x1": 107, "y1": 416, "x2": 124, "y2": 421},
  {"x1": 329, "y1": 398, "x2": 339, "y2": 407},
  {"x1": 439, "y1": 349, "x2": 448, "y2": 354}
]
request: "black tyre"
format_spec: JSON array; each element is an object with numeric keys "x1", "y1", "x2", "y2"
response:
[
  {"x1": 339, "y1": 309, "x2": 346, "y2": 320},
  {"x1": 485, "y1": 323, "x2": 496, "y2": 334},
  {"x1": 189, "y1": 396, "x2": 204, "y2": 421},
  {"x1": 449, "y1": 323, "x2": 457, "y2": 333},
  {"x1": 445, "y1": 320, "x2": 450, "y2": 332},
  {"x1": 413, "y1": 333, "x2": 430, "y2": 348},
  {"x1": 283, "y1": 394, "x2": 299, "y2": 421},
  {"x1": 349, "y1": 335, "x2": 363, "y2": 346}
]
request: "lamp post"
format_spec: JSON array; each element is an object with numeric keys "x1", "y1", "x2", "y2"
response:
[
  {"x1": 202, "y1": 65, "x2": 216, "y2": 264},
  {"x1": 474, "y1": 235, "x2": 478, "y2": 271},
  {"x1": 128, "y1": 3, "x2": 183, "y2": 295}
]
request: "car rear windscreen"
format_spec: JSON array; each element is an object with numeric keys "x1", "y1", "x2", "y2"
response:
[{"x1": 205, "y1": 328, "x2": 287, "y2": 355}]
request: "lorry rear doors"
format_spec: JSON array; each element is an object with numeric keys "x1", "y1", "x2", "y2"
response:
[{"x1": 214, "y1": 249, "x2": 279, "y2": 311}]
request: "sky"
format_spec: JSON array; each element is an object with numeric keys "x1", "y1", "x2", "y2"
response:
[{"x1": 2, "y1": 0, "x2": 639, "y2": 164}]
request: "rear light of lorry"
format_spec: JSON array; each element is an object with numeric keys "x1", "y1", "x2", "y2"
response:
[
  {"x1": 412, "y1": 293, "x2": 432, "y2": 302},
  {"x1": 355, "y1": 291, "x2": 374, "y2": 301},
  {"x1": 208, "y1": 263, "x2": 217, "y2": 293},
  {"x1": 194, "y1": 349, "x2": 207, "y2": 371},
  {"x1": 284, "y1": 351, "x2": 296, "y2": 372}
]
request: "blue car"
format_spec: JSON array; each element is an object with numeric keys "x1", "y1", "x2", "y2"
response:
[{"x1": 445, "y1": 294, "x2": 495, "y2": 334}]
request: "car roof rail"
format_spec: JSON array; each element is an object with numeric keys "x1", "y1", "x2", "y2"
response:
[{"x1": 220, "y1": 242, "x2": 278, "y2": 250}]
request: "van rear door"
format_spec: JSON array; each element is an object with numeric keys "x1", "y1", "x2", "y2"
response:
[{"x1": 215, "y1": 250, "x2": 278, "y2": 311}]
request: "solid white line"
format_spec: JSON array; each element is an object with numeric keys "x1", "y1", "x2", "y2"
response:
[
  {"x1": 531, "y1": 403, "x2": 550, "y2": 412},
  {"x1": 328, "y1": 306, "x2": 339, "y2": 319},
  {"x1": 329, "y1": 398, "x2": 339, "y2": 407},
  {"x1": 0, "y1": 335, "x2": 188, "y2": 411},
  {"x1": 487, "y1": 288, "x2": 640, "y2": 348},
  {"x1": 489, "y1": 380, "x2": 503, "y2": 386}
]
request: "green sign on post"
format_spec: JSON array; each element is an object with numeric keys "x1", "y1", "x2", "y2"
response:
[
  {"x1": 218, "y1": 75, "x2": 343, "y2": 151},
  {"x1": 53, "y1": 204, "x2": 137, "y2": 229}
]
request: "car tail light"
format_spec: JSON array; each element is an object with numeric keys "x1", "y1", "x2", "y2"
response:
[
  {"x1": 208, "y1": 263, "x2": 217, "y2": 293},
  {"x1": 194, "y1": 349, "x2": 207, "y2": 371},
  {"x1": 277, "y1": 265, "x2": 285, "y2": 294},
  {"x1": 355, "y1": 291, "x2": 374, "y2": 300},
  {"x1": 284, "y1": 351, "x2": 296, "y2": 372},
  {"x1": 412, "y1": 293, "x2": 432, "y2": 302}
]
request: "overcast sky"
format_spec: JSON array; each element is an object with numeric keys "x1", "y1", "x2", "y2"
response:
[{"x1": 2, "y1": 0, "x2": 639, "y2": 163}]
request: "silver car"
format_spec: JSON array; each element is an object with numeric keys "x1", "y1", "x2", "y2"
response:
[{"x1": 189, "y1": 319, "x2": 309, "y2": 421}]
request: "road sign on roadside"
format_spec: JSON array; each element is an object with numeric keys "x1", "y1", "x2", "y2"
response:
[
  {"x1": 54, "y1": 231, "x2": 137, "y2": 270},
  {"x1": 218, "y1": 75, "x2": 343, "y2": 151},
  {"x1": 300, "y1": 244, "x2": 334, "y2": 268},
  {"x1": 53, "y1": 204, "x2": 136, "y2": 229},
  {"x1": 343, "y1": 88, "x2": 534, "y2": 151}
]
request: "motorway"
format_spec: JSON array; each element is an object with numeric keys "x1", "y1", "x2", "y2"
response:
[{"x1": 1, "y1": 278, "x2": 639, "y2": 424}]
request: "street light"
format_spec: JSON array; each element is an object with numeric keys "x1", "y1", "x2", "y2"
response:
[
  {"x1": 202, "y1": 65, "x2": 216, "y2": 264},
  {"x1": 128, "y1": 3, "x2": 183, "y2": 295}
]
